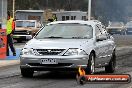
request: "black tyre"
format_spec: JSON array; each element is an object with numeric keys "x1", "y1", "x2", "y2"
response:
[
  {"x1": 21, "y1": 68, "x2": 34, "y2": 78},
  {"x1": 85, "y1": 53, "x2": 95, "y2": 74},
  {"x1": 105, "y1": 51, "x2": 116, "y2": 73},
  {"x1": 17, "y1": 39, "x2": 22, "y2": 43}
]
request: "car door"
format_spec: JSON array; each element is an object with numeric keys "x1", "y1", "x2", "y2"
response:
[
  {"x1": 104, "y1": 31, "x2": 115, "y2": 62},
  {"x1": 99, "y1": 26, "x2": 112, "y2": 63},
  {"x1": 94, "y1": 24, "x2": 110, "y2": 66}
]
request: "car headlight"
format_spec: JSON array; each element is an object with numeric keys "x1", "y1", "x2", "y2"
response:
[
  {"x1": 64, "y1": 48, "x2": 87, "y2": 56},
  {"x1": 20, "y1": 48, "x2": 34, "y2": 55},
  {"x1": 26, "y1": 31, "x2": 31, "y2": 35}
]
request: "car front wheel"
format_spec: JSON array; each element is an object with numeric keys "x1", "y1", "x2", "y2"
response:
[{"x1": 85, "y1": 53, "x2": 95, "y2": 74}]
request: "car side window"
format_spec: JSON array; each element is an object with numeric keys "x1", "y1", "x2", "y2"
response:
[
  {"x1": 103, "y1": 29, "x2": 111, "y2": 39},
  {"x1": 100, "y1": 26, "x2": 110, "y2": 39},
  {"x1": 95, "y1": 25, "x2": 102, "y2": 37},
  {"x1": 98, "y1": 25, "x2": 108, "y2": 39}
]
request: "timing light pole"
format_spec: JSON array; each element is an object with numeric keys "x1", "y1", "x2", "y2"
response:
[{"x1": 88, "y1": 0, "x2": 91, "y2": 20}]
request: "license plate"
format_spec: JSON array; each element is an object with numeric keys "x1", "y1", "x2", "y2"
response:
[{"x1": 41, "y1": 59, "x2": 57, "y2": 64}]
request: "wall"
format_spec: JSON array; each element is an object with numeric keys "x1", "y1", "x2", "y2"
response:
[
  {"x1": 54, "y1": 11, "x2": 87, "y2": 21},
  {"x1": 16, "y1": 10, "x2": 87, "y2": 22},
  {"x1": 16, "y1": 11, "x2": 44, "y2": 22}
]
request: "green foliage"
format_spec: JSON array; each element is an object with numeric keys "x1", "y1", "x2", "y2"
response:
[{"x1": 8, "y1": 0, "x2": 89, "y2": 11}]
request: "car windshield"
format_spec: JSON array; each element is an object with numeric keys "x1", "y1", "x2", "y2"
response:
[
  {"x1": 126, "y1": 22, "x2": 132, "y2": 27},
  {"x1": 109, "y1": 22, "x2": 124, "y2": 27},
  {"x1": 108, "y1": 29, "x2": 121, "y2": 32},
  {"x1": 107, "y1": 29, "x2": 122, "y2": 34},
  {"x1": 35, "y1": 23, "x2": 93, "y2": 39},
  {"x1": 16, "y1": 21, "x2": 35, "y2": 27}
]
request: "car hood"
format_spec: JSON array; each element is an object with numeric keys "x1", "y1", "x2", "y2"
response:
[{"x1": 24, "y1": 38, "x2": 93, "y2": 49}]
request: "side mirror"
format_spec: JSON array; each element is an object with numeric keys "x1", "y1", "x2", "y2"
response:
[{"x1": 96, "y1": 35, "x2": 107, "y2": 41}]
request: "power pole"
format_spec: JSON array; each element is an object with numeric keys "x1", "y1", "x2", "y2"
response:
[
  {"x1": 46, "y1": 0, "x2": 48, "y2": 9},
  {"x1": 88, "y1": 0, "x2": 91, "y2": 20},
  {"x1": 68, "y1": 0, "x2": 71, "y2": 11},
  {"x1": 13, "y1": 0, "x2": 15, "y2": 18},
  {"x1": 1, "y1": 0, "x2": 7, "y2": 29}
]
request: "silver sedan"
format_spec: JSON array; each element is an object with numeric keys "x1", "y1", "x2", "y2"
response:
[{"x1": 20, "y1": 20, "x2": 116, "y2": 77}]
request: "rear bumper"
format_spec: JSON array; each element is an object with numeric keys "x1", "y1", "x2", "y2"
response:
[{"x1": 13, "y1": 35, "x2": 32, "y2": 40}]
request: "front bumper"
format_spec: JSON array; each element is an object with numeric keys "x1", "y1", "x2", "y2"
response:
[
  {"x1": 13, "y1": 35, "x2": 32, "y2": 40},
  {"x1": 20, "y1": 55, "x2": 89, "y2": 71}
]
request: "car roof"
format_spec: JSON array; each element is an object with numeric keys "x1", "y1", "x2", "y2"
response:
[{"x1": 47, "y1": 20, "x2": 101, "y2": 26}]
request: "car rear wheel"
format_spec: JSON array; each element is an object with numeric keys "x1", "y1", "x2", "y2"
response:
[
  {"x1": 21, "y1": 68, "x2": 34, "y2": 78},
  {"x1": 105, "y1": 51, "x2": 116, "y2": 73},
  {"x1": 85, "y1": 53, "x2": 95, "y2": 74}
]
